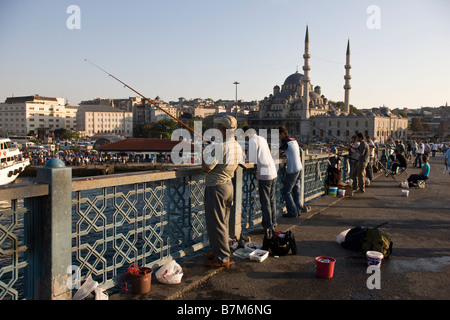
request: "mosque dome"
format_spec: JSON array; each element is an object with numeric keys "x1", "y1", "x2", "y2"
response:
[{"x1": 283, "y1": 72, "x2": 304, "y2": 86}]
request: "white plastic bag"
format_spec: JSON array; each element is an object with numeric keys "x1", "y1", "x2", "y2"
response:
[
  {"x1": 72, "y1": 275, "x2": 98, "y2": 300},
  {"x1": 336, "y1": 228, "x2": 350, "y2": 244},
  {"x1": 156, "y1": 260, "x2": 183, "y2": 284}
]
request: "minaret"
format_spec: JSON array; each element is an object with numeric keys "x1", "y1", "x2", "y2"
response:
[
  {"x1": 302, "y1": 25, "x2": 311, "y2": 119},
  {"x1": 344, "y1": 39, "x2": 351, "y2": 113}
]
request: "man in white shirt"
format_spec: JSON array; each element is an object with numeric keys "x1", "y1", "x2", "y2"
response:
[
  {"x1": 414, "y1": 140, "x2": 424, "y2": 168},
  {"x1": 244, "y1": 126, "x2": 278, "y2": 231},
  {"x1": 278, "y1": 126, "x2": 310, "y2": 217}
]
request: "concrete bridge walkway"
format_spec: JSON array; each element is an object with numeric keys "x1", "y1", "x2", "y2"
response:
[{"x1": 110, "y1": 152, "x2": 450, "y2": 301}]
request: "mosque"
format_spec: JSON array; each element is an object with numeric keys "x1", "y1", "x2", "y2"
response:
[{"x1": 249, "y1": 26, "x2": 408, "y2": 144}]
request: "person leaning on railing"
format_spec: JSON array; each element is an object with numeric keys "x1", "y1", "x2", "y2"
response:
[{"x1": 201, "y1": 115, "x2": 243, "y2": 268}]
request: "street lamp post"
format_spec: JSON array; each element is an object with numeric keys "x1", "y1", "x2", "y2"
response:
[{"x1": 233, "y1": 81, "x2": 239, "y2": 119}]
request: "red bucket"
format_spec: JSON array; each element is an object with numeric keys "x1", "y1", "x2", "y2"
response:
[{"x1": 315, "y1": 256, "x2": 336, "y2": 279}]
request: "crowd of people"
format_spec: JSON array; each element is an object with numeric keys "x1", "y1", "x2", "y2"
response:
[
  {"x1": 201, "y1": 116, "x2": 313, "y2": 268},
  {"x1": 380, "y1": 139, "x2": 450, "y2": 188}
]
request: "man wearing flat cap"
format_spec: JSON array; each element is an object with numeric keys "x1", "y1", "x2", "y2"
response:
[{"x1": 202, "y1": 115, "x2": 243, "y2": 268}]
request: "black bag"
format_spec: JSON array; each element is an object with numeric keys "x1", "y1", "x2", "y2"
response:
[
  {"x1": 327, "y1": 165, "x2": 342, "y2": 187},
  {"x1": 341, "y1": 226, "x2": 368, "y2": 252},
  {"x1": 342, "y1": 223, "x2": 393, "y2": 258},
  {"x1": 262, "y1": 229, "x2": 297, "y2": 256}
]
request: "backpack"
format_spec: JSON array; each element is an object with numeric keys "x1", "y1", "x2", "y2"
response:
[
  {"x1": 262, "y1": 229, "x2": 297, "y2": 256},
  {"x1": 341, "y1": 226, "x2": 368, "y2": 252},
  {"x1": 361, "y1": 228, "x2": 393, "y2": 258}
]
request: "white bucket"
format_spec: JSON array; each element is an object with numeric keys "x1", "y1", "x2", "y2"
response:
[
  {"x1": 366, "y1": 251, "x2": 383, "y2": 267},
  {"x1": 401, "y1": 190, "x2": 409, "y2": 197},
  {"x1": 337, "y1": 189, "x2": 345, "y2": 197}
]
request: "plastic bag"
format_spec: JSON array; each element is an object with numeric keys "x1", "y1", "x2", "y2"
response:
[
  {"x1": 72, "y1": 275, "x2": 98, "y2": 300},
  {"x1": 155, "y1": 260, "x2": 183, "y2": 284},
  {"x1": 336, "y1": 228, "x2": 350, "y2": 244}
]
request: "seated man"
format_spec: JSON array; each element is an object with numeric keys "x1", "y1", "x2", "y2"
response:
[
  {"x1": 391, "y1": 150, "x2": 407, "y2": 174},
  {"x1": 407, "y1": 155, "x2": 430, "y2": 188}
]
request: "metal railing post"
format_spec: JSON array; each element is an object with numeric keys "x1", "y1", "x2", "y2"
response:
[
  {"x1": 300, "y1": 149, "x2": 306, "y2": 208},
  {"x1": 34, "y1": 158, "x2": 72, "y2": 300},
  {"x1": 230, "y1": 166, "x2": 243, "y2": 240}
]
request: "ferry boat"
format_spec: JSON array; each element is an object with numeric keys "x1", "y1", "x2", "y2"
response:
[{"x1": 0, "y1": 138, "x2": 30, "y2": 186}]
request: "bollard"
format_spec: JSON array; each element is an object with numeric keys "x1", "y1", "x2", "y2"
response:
[{"x1": 33, "y1": 158, "x2": 72, "y2": 300}]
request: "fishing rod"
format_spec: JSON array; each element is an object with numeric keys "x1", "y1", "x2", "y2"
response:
[
  {"x1": 84, "y1": 59, "x2": 208, "y2": 142},
  {"x1": 301, "y1": 119, "x2": 353, "y2": 147}
]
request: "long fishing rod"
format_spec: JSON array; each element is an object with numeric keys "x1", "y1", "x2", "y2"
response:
[
  {"x1": 301, "y1": 119, "x2": 353, "y2": 147},
  {"x1": 84, "y1": 59, "x2": 207, "y2": 142}
]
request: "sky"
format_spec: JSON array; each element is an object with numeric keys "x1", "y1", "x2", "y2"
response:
[{"x1": 0, "y1": 0, "x2": 449, "y2": 110}]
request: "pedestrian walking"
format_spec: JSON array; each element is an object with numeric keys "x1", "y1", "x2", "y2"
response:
[
  {"x1": 414, "y1": 140, "x2": 424, "y2": 168},
  {"x1": 244, "y1": 126, "x2": 278, "y2": 232},
  {"x1": 202, "y1": 115, "x2": 243, "y2": 268},
  {"x1": 278, "y1": 126, "x2": 310, "y2": 217}
]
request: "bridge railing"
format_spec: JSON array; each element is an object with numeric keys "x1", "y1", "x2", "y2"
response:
[{"x1": 0, "y1": 150, "x2": 349, "y2": 300}]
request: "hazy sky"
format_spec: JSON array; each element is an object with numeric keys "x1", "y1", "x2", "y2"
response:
[{"x1": 0, "y1": 0, "x2": 449, "y2": 109}]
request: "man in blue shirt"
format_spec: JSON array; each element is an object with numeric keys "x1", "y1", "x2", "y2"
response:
[{"x1": 407, "y1": 155, "x2": 430, "y2": 187}]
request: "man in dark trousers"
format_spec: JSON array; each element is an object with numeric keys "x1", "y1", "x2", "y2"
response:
[
  {"x1": 278, "y1": 126, "x2": 310, "y2": 217},
  {"x1": 351, "y1": 132, "x2": 370, "y2": 193}
]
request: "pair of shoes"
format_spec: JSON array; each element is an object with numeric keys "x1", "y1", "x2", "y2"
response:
[
  {"x1": 205, "y1": 259, "x2": 230, "y2": 268},
  {"x1": 357, "y1": 189, "x2": 365, "y2": 193},
  {"x1": 282, "y1": 213, "x2": 297, "y2": 218}
]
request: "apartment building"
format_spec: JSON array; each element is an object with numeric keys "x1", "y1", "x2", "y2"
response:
[
  {"x1": 76, "y1": 103, "x2": 133, "y2": 137},
  {"x1": 0, "y1": 95, "x2": 77, "y2": 136}
]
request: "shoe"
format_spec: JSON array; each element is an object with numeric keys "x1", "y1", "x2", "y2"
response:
[
  {"x1": 301, "y1": 205, "x2": 311, "y2": 213},
  {"x1": 357, "y1": 189, "x2": 365, "y2": 193},
  {"x1": 282, "y1": 213, "x2": 297, "y2": 218},
  {"x1": 205, "y1": 259, "x2": 230, "y2": 268}
]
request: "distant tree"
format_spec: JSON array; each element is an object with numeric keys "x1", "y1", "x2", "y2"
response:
[
  {"x1": 134, "y1": 119, "x2": 178, "y2": 138},
  {"x1": 395, "y1": 111, "x2": 407, "y2": 118},
  {"x1": 411, "y1": 118, "x2": 424, "y2": 132},
  {"x1": 330, "y1": 100, "x2": 360, "y2": 114}
]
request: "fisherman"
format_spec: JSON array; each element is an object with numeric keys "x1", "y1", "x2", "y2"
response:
[
  {"x1": 351, "y1": 132, "x2": 370, "y2": 193},
  {"x1": 278, "y1": 126, "x2": 310, "y2": 217},
  {"x1": 349, "y1": 135, "x2": 360, "y2": 183},
  {"x1": 243, "y1": 126, "x2": 278, "y2": 232},
  {"x1": 202, "y1": 115, "x2": 243, "y2": 268}
]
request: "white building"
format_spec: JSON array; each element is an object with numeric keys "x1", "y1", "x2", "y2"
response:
[
  {"x1": 0, "y1": 95, "x2": 77, "y2": 136},
  {"x1": 76, "y1": 104, "x2": 133, "y2": 137}
]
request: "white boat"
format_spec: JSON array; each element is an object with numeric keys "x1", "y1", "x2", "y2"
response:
[{"x1": 0, "y1": 138, "x2": 30, "y2": 186}]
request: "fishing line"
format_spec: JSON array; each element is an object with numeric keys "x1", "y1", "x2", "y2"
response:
[{"x1": 84, "y1": 59, "x2": 208, "y2": 142}]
